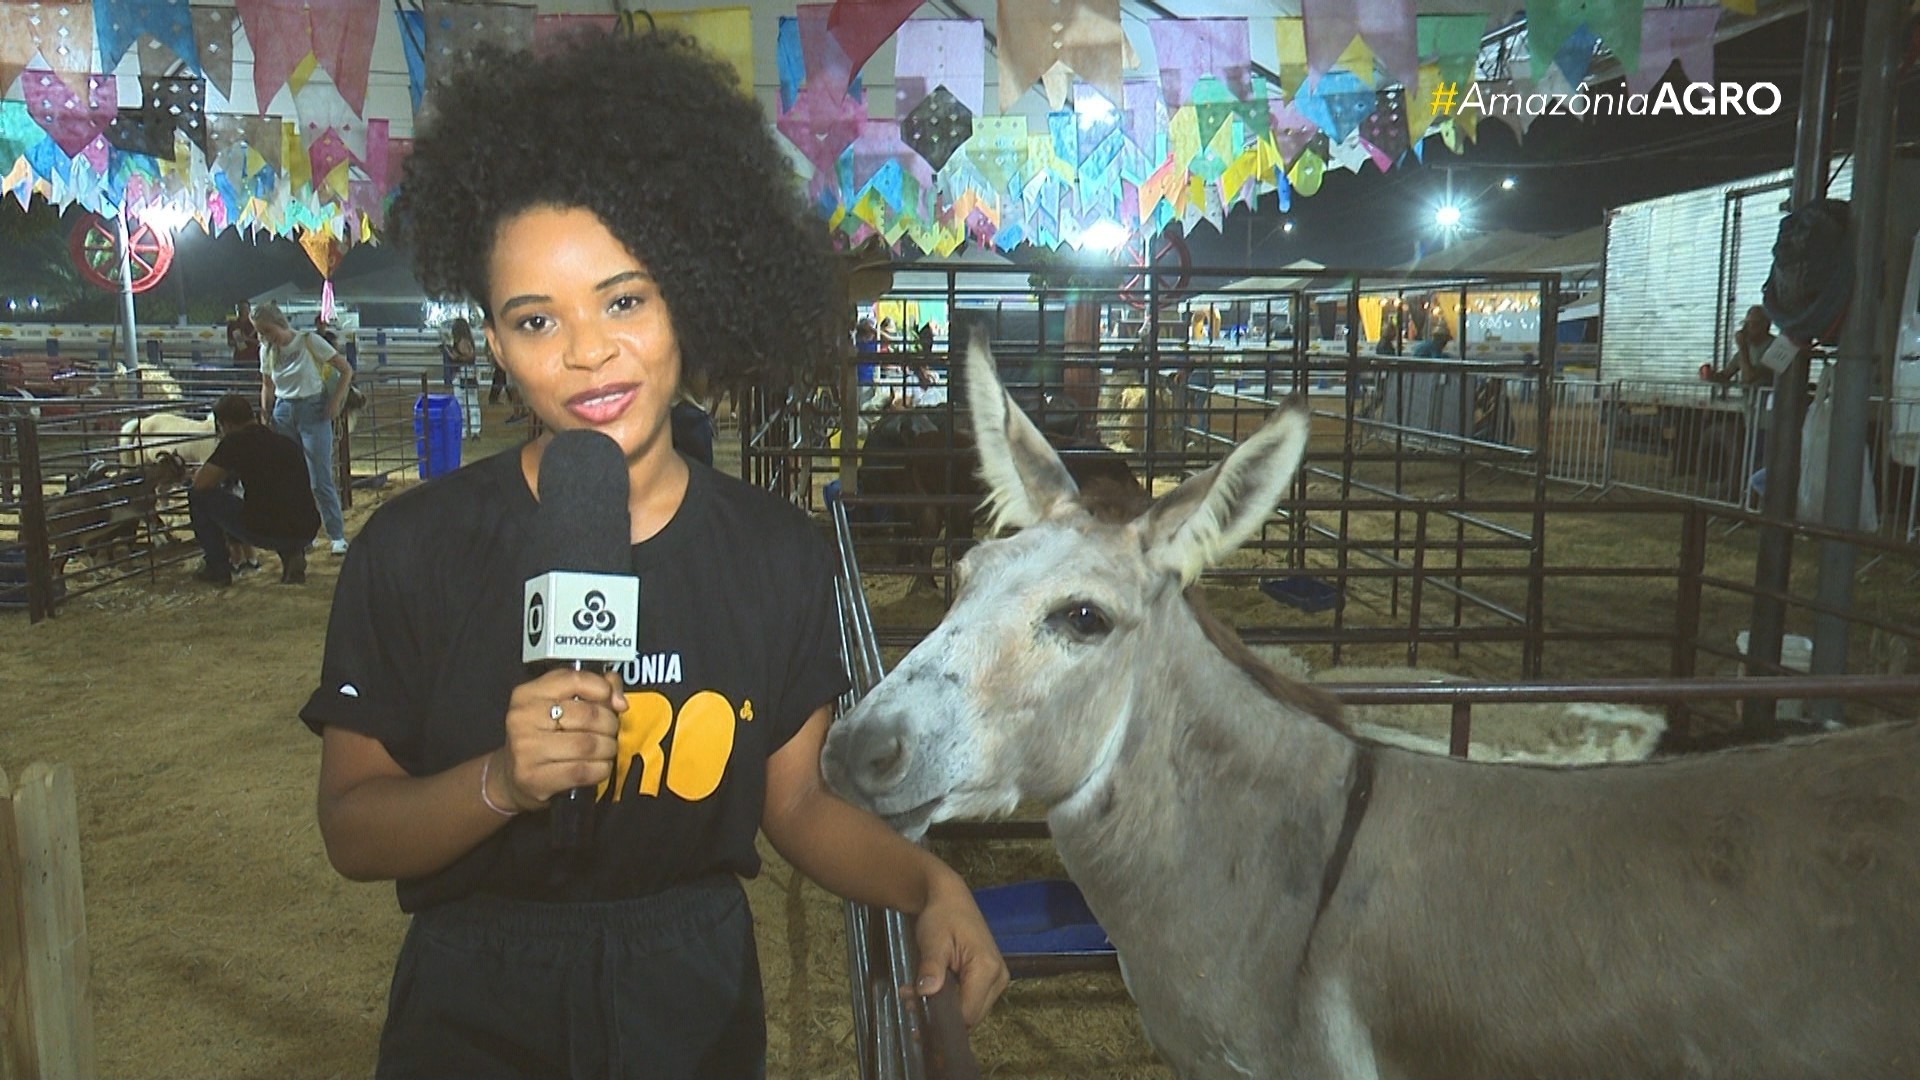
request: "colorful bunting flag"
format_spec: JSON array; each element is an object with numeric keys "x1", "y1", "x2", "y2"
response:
[
  {"x1": 306, "y1": 0, "x2": 380, "y2": 115},
  {"x1": 234, "y1": 0, "x2": 313, "y2": 112},
  {"x1": 894, "y1": 18, "x2": 982, "y2": 117},
  {"x1": 1273, "y1": 19, "x2": 1310, "y2": 99},
  {"x1": 998, "y1": 0, "x2": 1124, "y2": 110},
  {"x1": 23, "y1": 69, "x2": 115, "y2": 157},
  {"x1": 777, "y1": 78, "x2": 867, "y2": 178},
  {"x1": 1149, "y1": 18, "x2": 1253, "y2": 109},
  {"x1": 1417, "y1": 14, "x2": 1483, "y2": 88},
  {"x1": 900, "y1": 84, "x2": 970, "y2": 171},
  {"x1": 1630, "y1": 6, "x2": 1719, "y2": 94},
  {"x1": 2, "y1": 3, "x2": 94, "y2": 85},
  {"x1": 826, "y1": 0, "x2": 919, "y2": 78},
  {"x1": 1526, "y1": 0, "x2": 1640, "y2": 81},
  {"x1": 420, "y1": 0, "x2": 535, "y2": 101},
  {"x1": 96, "y1": 0, "x2": 200, "y2": 75},
  {"x1": 1303, "y1": 0, "x2": 1417, "y2": 89}
]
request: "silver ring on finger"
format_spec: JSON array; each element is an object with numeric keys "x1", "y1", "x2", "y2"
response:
[{"x1": 550, "y1": 702, "x2": 566, "y2": 732}]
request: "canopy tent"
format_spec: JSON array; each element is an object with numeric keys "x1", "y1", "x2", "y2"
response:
[{"x1": 1, "y1": 0, "x2": 1798, "y2": 263}]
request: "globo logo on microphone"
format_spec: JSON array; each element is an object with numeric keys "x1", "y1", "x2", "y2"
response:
[
  {"x1": 526, "y1": 591, "x2": 546, "y2": 648},
  {"x1": 523, "y1": 572, "x2": 639, "y2": 664}
]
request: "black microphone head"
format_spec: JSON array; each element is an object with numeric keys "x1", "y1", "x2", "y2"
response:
[{"x1": 533, "y1": 430, "x2": 630, "y2": 575}]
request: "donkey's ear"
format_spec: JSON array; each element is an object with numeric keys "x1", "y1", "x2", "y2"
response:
[
  {"x1": 966, "y1": 339, "x2": 1078, "y2": 533},
  {"x1": 1139, "y1": 402, "x2": 1311, "y2": 584}
]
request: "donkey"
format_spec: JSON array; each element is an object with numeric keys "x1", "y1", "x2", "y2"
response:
[{"x1": 822, "y1": 341, "x2": 1920, "y2": 1080}]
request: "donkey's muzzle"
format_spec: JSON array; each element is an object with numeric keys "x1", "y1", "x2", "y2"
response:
[{"x1": 824, "y1": 713, "x2": 914, "y2": 805}]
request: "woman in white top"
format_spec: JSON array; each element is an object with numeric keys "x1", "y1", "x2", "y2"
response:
[{"x1": 255, "y1": 301, "x2": 353, "y2": 554}]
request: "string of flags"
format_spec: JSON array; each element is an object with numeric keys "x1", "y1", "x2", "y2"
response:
[{"x1": 0, "y1": 0, "x2": 1739, "y2": 261}]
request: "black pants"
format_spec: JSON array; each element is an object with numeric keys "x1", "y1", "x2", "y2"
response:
[
  {"x1": 188, "y1": 487, "x2": 308, "y2": 576},
  {"x1": 376, "y1": 878, "x2": 765, "y2": 1080}
]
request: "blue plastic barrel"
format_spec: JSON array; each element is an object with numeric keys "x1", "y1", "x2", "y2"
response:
[{"x1": 413, "y1": 393, "x2": 463, "y2": 479}]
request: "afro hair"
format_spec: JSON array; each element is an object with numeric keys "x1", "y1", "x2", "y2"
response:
[{"x1": 393, "y1": 29, "x2": 844, "y2": 384}]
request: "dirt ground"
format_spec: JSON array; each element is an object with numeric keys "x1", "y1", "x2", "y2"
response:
[{"x1": 5, "y1": 411, "x2": 1916, "y2": 1079}]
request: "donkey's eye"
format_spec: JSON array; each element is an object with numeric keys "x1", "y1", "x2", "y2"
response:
[{"x1": 1045, "y1": 601, "x2": 1113, "y2": 643}]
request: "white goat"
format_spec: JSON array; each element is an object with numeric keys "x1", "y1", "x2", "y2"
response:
[{"x1": 119, "y1": 412, "x2": 217, "y2": 467}]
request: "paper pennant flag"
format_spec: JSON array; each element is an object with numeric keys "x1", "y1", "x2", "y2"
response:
[
  {"x1": 23, "y1": 69, "x2": 116, "y2": 157},
  {"x1": 1072, "y1": 82, "x2": 1119, "y2": 161},
  {"x1": 777, "y1": 78, "x2": 868, "y2": 177},
  {"x1": 306, "y1": 0, "x2": 380, "y2": 116},
  {"x1": 1333, "y1": 34, "x2": 1376, "y2": 87},
  {"x1": 307, "y1": 127, "x2": 352, "y2": 187},
  {"x1": 421, "y1": 0, "x2": 536, "y2": 99},
  {"x1": 1630, "y1": 6, "x2": 1719, "y2": 94},
  {"x1": 894, "y1": 19, "x2": 983, "y2": 118},
  {"x1": 1357, "y1": 90, "x2": 1407, "y2": 169},
  {"x1": 1149, "y1": 18, "x2": 1253, "y2": 110},
  {"x1": 2, "y1": 3, "x2": 95, "y2": 82},
  {"x1": 1267, "y1": 96, "x2": 1317, "y2": 168},
  {"x1": 1191, "y1": 76, "x2": 1264, "y2": 147},
  {"x1": 1121, "y1": 77, "x2": 1162, "y2": 163},
  {"x1": 1273, "y1": 18, "x2": 1309, "y2": 99},
  {"x1": 1417, "y1": 14, "x2": 1483, "y2": 88},
  {"x1": 204, "y1": 112, "x2": 246, "y2": 160},
  {"x1": 998, "y1": 0, "x2": 1124, "y2": 110},
  {"x1": 96, "y1": 0, "x2": 200, "y2": 75},
  {"x1": 136, "y1": 36, "x2": 182, "y2": 78},
  {"x1": 826, "y1": 0, "x2": 919, "y2": 78},
  {"x1": 360, "y1": 117, "x2": 388, "y2": 188},
  {"x1": 901, "y1": 82, "x2": 970, "y2": 170},
  {"x1": 793, "y1": 4, "x2": 857, "y2": 102},
  {"x1": 235, "y1": 0, "x2": 312, "y2": 112},
  {"x1": 1527, "y1": 0, "x2": 1640, "y2": 81},
  {"x1": 1288, "y1": 148, "x2": 1325, "y2": 196},
  {"x1": 651, "y1": 8, "x2": 753, "y2": 95},
  {"x1": 1293, "y1": 70, "x2": 1375, "y2": 144},
  {"x1": 964, "y1": 114, "x2": 1027, "y2": 192},
  {"x1": 391, "y1": 7, "x2": 425, "y2": 110},
  {"x1": 1304, "y1": 0, "x2": 1417, "y2": 90},
  {"x1": 1553, "y1": 23, "x2": 1598, "y2": 85},
  {"x1": 293, "y1": 77, "x2": 365, "y2": 160},
  {"x1": 241, "y1": 115, "x2": 283, "y2": 169},
  {"x1": 105, "y1": 105, "x2": 173, "y2": 156},
  {"x1": 143, "y1": 72, "x2": 207, "y2": 156}
]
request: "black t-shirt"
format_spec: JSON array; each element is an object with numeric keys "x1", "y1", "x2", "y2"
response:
[
  {"x1": 299, "y1": 449, "x2": 850, "y2": 912},
  {"x1": 207, "y1": 423, "x2": 319, "y2": 540}
]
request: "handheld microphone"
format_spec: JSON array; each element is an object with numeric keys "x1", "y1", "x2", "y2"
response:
[{"x1": 523, "y1": 429, "x2": 638, "y2": 849}]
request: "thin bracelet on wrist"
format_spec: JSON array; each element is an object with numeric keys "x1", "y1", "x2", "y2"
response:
[{"x1": 479, "y1": 753, "x2": 520, "y2": 818}]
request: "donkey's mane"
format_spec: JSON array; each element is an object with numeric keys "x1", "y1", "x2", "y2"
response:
[{"x1": 1186, "y1": 590, "x2": 1349, "y2": 732}]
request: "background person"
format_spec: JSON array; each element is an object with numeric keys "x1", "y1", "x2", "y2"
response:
[
  {"x1": 304, "y1": 31, "x2": 1007, "y2": 1080},
  {"x1": 255, "y1": 301, "x2": 352, "y2": 555},
  {"x1": 443, "y1": 317, "x2": 483, "y2": 440},
  {"x1": 227, "y1": 301, "x2": 260, "y2": 367},
  {"x1": 1707, "y1": 305, "x2": 1775, "y2": 386},
  {"x1": 189, "y1": 394, "x2": 320, "y2": 585},
  {"x1": 1412, "y1": 323, "x2": 1455, "y2": 358}
]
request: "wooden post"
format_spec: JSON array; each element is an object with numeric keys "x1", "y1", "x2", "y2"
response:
[{"x1": 0, "y1": 763, "x2": 95, "y2": 1080}]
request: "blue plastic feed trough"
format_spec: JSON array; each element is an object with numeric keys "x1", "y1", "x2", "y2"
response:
[
  {"x1": 972, "y1": 879, "x2": 1112, "y2": 956},
  {"x1": 1261, "y1": 575, "x2": 1343, "y2": 614}
]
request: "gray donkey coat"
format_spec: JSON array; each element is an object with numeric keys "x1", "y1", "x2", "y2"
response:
[{"x1": 822, "y1": 342, "x2": 1920, "y2": 1080}]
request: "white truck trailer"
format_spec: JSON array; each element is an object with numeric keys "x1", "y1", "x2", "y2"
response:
[{"x1": 1597, "y1": 155, "x2": 1920, "y2": 506}]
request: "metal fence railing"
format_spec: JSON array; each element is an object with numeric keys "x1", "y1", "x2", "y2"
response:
[
  {"x1": 0, "y1": 365, "x2": 452, "y2": 620},
  {"x1": 831, "y1": 499, "x2": 979, "y2": 1080}
]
